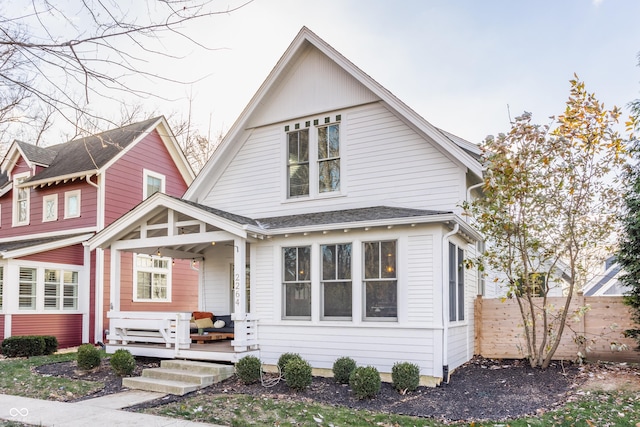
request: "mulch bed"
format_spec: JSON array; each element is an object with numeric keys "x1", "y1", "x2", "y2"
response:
[{"x1": 34, "y1": 355, "x2": 593, "y2": 422}]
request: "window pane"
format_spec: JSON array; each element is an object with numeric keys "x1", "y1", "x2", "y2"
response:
[
  {"x1": 19, "y1": 267, "x2": 36, "y2": 310},
  {"x1": 458, "y1": 247, "x2": 465, "y2": 321},
  {"x1": 323, "y1": 281, "x2": 351, "y2": 317},
  {"x1": 283, "y1": 247, "x2": 297, "y2": 282},
  {"x1": 328, "y1": 125, "x2": 340, "y2": 157},
  {"x1": 364, "y1": 242, "x2": 380, "y2": 279},
  {"x1": 381, "y1": 241, "x2": 396, "y2": 278},
  {"x1": 318, "y1": 126, "x2": 328, "y2": 159},
  {"x1": 318, "y1": 159, "x2": 340, "y2": 193},
  {"x1": 449, "y1": 243, "x2": 457, "y2": 321},
  {"x1": 153, "y1": 274, "x2": 168, "y2": 299},
  {"x1": 147, "y1": 175, "x2": 162, "y2": 197},
  {"x1": 284, "y1": 283, "x2": 311, "y2": 317},
  {"x1": 321, "y1": 245, "x2": 336, "y2": 280},
  {"x1": 337, "y1": 244, "x2": 352, "y2": 280},
  {"x1": 365, "y1": 281, "x2": 397, "y2": 318},
  {"x1": 44, "y1": 283, "x2": 59, "y2": 309},
  {"x1": 288, "y1": 164, "x2": 309, "y2": 197},
  {"x1": 137, "y1": 272, "x2": 152, "y2": 299},
  {"x1": 67, "y1": 195, "x2": 78, "y2": 216},
  {"x1": 299, "y1": 129, "x2": 309, "y2": 161},
  {"x1": 298, "y1": 247, "x2": 310, "y2": 281}
]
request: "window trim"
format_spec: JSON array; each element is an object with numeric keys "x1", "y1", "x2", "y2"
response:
[
  {"x1": 282, "y1": 246, "x2": 312, "y2": 320},
  {"x1": 13, "y1": 172, "x2": 30, "y2": 226},
  {"x1": 133, "y1": 253, "x2": 172, "y2": 302},
  {"x1": 362, "y1": 240, "x2": 398, "y2": 321},
  {"x1": 64, "y1": 190, "x2": 81, "y2": 219},
  {"x1": 449, "y1": 242, "x2": 465, "y2": 322},
  {"x1": 42, "y1": 194, "x2": 58, "y2": 222},
  {"x1": 317, "y1": 123, "x2": 341, "y2": 194},
  {"x1": 143, "y1": 169, "x2": 166, "y2": 199}
]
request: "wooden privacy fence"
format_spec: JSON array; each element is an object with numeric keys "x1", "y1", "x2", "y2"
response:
[{"x1": 475, "y1": 295, "x2": 640, "y2": 363}]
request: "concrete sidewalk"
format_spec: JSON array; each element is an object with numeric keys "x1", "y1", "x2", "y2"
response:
[{"x1": 0, "y1": 391, "x2": 227, "y2": 426}]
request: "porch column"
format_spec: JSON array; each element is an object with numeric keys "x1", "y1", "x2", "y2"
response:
[
  {"x1": 110, "y1": 248, "x2": 121, "y2": 312},
  {"x1": 232, "y1": 238, "x2": 246, "y2": 315}
]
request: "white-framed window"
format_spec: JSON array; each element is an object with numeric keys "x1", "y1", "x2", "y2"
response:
[
  {"x1": 44, "y1": 269, "x2": 78, "y2": 310},
  {"x1": 134, "y1": 254, "x2": 171, "y2": 301},
  {"x1": 13, "y1": 172, "x2": 30, "y2": 226},
  {"x1": 42, "y1": 194, "x2": 58, "y2": 222},
  {"x1": 19, "y1": 267, "x2": 37, "y2": 310},
  {"x1": 449, "y1": 242, "x2": 465, "y2": 322},
  {"x1": 282, "y1": 246, "x2": 311, "y2": 319},
  {"x1": 285, "y1": 116, "x2": 342, "y2": 200},
  {"x1": 64, "y1": 190, "x2": 81, "y2": 218},
  {"x1": 363, "y1": 240, "x2": 397, "y2": 320},
  {"x1": 321, "y1": 243, "x2": 352, "y2": 320},
  {"x1": 143, "y1": 169, "x2": 165, "y2": 199}
]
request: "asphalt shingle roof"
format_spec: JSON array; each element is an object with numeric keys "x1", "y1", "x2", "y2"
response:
[
  {"x1": 17, "y1": 141, "x2": 59, "y2": 166},
  {"x1": 0, "y1": 233, "x2": 90, "y2": 252}
]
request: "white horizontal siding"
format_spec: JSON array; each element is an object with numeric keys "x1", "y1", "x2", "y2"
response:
[
  {"x1": 257, "y1": 324, "x2": 438, "y2": 376},
  {"x1": 202, "y1": 245, "x2": 234, "y2": 314},
  {"x1": 407, "y1": 234, "x2": 435, "y2": 323},
  {"x1": 251, "y1": 245, "x2": 274, "y2": 319},
  {"x1": 447, "y1": 325, "x2": 470, "y2": 370},
  {"x1": 249, "y1": 45, "x2": 379, "y2": 128}
]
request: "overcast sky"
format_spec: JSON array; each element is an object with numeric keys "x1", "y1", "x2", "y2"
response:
[{"x1": 22, "y1": 0, "x2": 639, "y2": 146}]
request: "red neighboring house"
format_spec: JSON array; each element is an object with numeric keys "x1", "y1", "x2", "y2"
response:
[{"x1": 0, "y1": 117, "x2": 195, "y2": 348}]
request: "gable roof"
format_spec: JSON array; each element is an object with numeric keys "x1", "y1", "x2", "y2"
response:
[
  {"x1": 185, "y1": 26, "x2": 483, "y2": 201},
  {"x1": 1, "y1": 117, "x2": 194, "y2": 189}
]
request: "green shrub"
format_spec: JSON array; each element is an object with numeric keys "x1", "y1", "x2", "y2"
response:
[
  {"x1": 277, "y1": 352, "x2": 302, "y2": 373},
  {"x1": 349, "y1": 366, "x2": 381, "y2": 399},
  {"x1": 1, "y1": 336, "x2": 46, "y2": 358},
  {"x1": 332, "y1": 356, "x2": 357, "y2": 384},
  {"x1": 77, "y1": 344, "x2": 101, "y2": 370},
  {"x1": 110, "y1": 349, "x2": 136, "y2": 376},
  {"x1": 284, "y1": 357, "x2": 312, "y2": 391},
  {"x1": 236, "y1": 355, "x2": 262, "y2": 384},
  {"x1": 42, "y1": 336, "x2": 58, "y2": 355},
  {"x1": 391, "y1": 361, "x2": 420, "y2": 393}
]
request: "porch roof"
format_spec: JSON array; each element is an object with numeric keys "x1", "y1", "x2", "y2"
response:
[{"x1": 0, "y1": 232, "x2": 94, "y2": 259}]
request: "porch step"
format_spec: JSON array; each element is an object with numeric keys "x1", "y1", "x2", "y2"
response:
[{"x1": 123, "y1": 360, "x2": 235, "y2": 396}]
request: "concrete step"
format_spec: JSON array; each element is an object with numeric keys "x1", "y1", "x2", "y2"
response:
[
  {"x1": 160, "y1": 360, "x2": 235, "y2": 378},
  {"x1": 122, "y1": 377, "x2": 201, "y2": 395},
  {"x1": 142, "y1": 368, "x2": 216, "y2": 386}
]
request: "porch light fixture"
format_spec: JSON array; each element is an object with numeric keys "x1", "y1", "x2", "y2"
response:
[
  {"x1": 211, "y1": 241, "x2": 216, "y2": 245},
  {"x1": 156, "y1": 248, "x2": 161, "y2": 256}
]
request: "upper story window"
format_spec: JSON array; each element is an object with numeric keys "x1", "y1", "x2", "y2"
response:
[
  {"x1": 134, "y1": 254, "x2": 171, "y2": 301},
  {"x1": 363, "y1": 240, "x2": 397, "y2": 320},
  {"x1": 13, "y1": 172, "x2": 30, "y2": 226},
  {"x1": 43, "y1": 194, "x2": 58, "y2": 222},
  {"x1": 449, "y1": 242, "x2": 465, "y2": 322},
  {"x1": 143, "y1": 169, "x2": 166, "y2": 199},
  {"x1": 318, "y1": 124, "x2": 340, "y2": 193},
  {"x1": 282, "y1": 246, "x2": 311, "y2": 319},
  {"x1": 287, "y1": 130, "x2": 309, "y2": 198},
  {"x1": 286, "y1": 116, "x2": 342, "y2": 200},
  {"x1": 64, "y1": 190, "x2": 81, "y2": 218}
]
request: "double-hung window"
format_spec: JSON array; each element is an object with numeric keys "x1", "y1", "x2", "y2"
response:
[
  {"x1": 321, "y1": 243, "x2": 352, "y2": 319},
  {"x1": 13, "y1": 173, "x2": 30, "y2": 226},
  {"x1": 363, "y1": 240, "x2": 397, "y2": 319},
  {"x1": 282, "y1": 246, "x2": 311, "y2": 319},
  {"x1": 287, "y1": 130, "x2": 310, "y2": 198},
  {"x1": 317, "y1": 124, "x2": 340, "y2": 193},
  {"x1": 134, "y1": 254, "x2": 171, "y2": 301},
  {"x1": 449, "y1": 243, "x2": 465, "y2": 321},
  {"x1": 19, "y1": 267, "x2": 37, "y2": 310}
]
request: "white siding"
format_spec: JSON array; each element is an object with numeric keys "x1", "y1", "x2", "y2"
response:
[
  {"x1": 249, "y1": 45, "x2": 379, "y2": 128},
  {"x1": 407, "y1": 234, "x2": 435, "y2": 323},
  {"x1": 202, "y1": 246, "x2": 234, "y2": 315},
  {"x1": 251, "y1": 244, "x2": 275, "y2": 319},
  {"x1": 257, "y1": 324, "x2": 438, "y2": 377},
  {"x1": 201, "y1": 103, "x2": 464, "y2": 218}
]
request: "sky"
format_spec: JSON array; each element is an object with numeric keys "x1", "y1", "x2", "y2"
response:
[{"x1": 11, "y1": 0, "x2": 640, "y2": 146}]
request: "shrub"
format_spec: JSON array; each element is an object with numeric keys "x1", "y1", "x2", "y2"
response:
[
  {"x1": 236, "y1": 355, "x2": 262, "y2": 384},
  {"x1": 277, "y1": 352, "x2": 302, "y2": 373},
  {"x1": 349, "y1": 366, "x2": 381, "y2": 399},
  {"x1": 43, "y1": 336, "x2": 58, "y2": 355},
  {"x1": 1, "y1": 336, "x2": 46, "y2": 358},
  {"x1": 110, "y1": 349, "x2": 136, "y2": 376},
  {"x1": 391, "y1": 361, "x2": 420, "y2": 394},
  {"x1": 284, "y1": 357, "x2": 312, "y2": 391},
  {"x1": 332, "y1": 356, "x2": 357, "y2": 384},
  {"x1": 77, "y1": 344, "x2": 101, "y2": 370}
]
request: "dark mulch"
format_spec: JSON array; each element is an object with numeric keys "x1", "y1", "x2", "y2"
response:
[{"x1": 34, "y1": 355, "x2": 589, "y2": 422}]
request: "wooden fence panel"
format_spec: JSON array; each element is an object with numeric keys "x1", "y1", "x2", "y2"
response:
[{"x1": 475, "y1": 295, "x2": 640, "y2": 363}]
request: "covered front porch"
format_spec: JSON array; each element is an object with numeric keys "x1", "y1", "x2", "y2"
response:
[{"x1": 86, "y1": 193, "x2": 266, "y2": 362}]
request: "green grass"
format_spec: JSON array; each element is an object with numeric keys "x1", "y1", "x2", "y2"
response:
[
  {"x1": 143, "y1": 390, "x2": 640, "y2": 427},
  {"x1": 0, "y1": 352, "x2": 103, "y2": 401}
]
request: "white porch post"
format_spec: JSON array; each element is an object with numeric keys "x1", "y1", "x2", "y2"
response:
[
  {"x1": 110, "y1": 248, "x2": 121, "y2": 313},
  {"x1": 232, "y1": 238, "x2": 246, "y2": 315}
]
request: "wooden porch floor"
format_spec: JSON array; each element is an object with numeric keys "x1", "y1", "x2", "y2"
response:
[{"x1": 106, "y1": 339, "x2": 258, "y2": 363}]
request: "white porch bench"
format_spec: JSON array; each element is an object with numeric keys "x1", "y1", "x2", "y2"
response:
[{"x1": 107, "y1": 311, "x2": 191, "y2": 349}]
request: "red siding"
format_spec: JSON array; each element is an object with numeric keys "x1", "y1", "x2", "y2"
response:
[
  {"x1": 0, "y1": 315, "x2": 4, "y2": 341},
  {"x1": 19, "y1": 244, "x2": 85, "y2": 265},
  {"x1": 12, "y1": 314, "x2": 83, "y2": 348},
  {"x1": 104, "y1": 129, "x2": 189, "y2": 225},
  {"x1": 0, "y1": 180, "x2": 97, "y2": 239}
]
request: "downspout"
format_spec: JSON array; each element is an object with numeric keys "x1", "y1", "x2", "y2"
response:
[{"x1": 441, "y1": 223, "x2": 459, "y2": 384}]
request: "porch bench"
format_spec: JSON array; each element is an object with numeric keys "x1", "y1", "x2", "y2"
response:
[{"x1": 190, "y1": 313, "x2": 235, "y2": 339}]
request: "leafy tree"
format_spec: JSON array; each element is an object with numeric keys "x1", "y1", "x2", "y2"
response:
[
  {"x1": 466, "y1": 77, "x2": 626, "y2": 368},
  {"x1": 617, "y1": 75, "x2": 640, "y2": 349}
]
